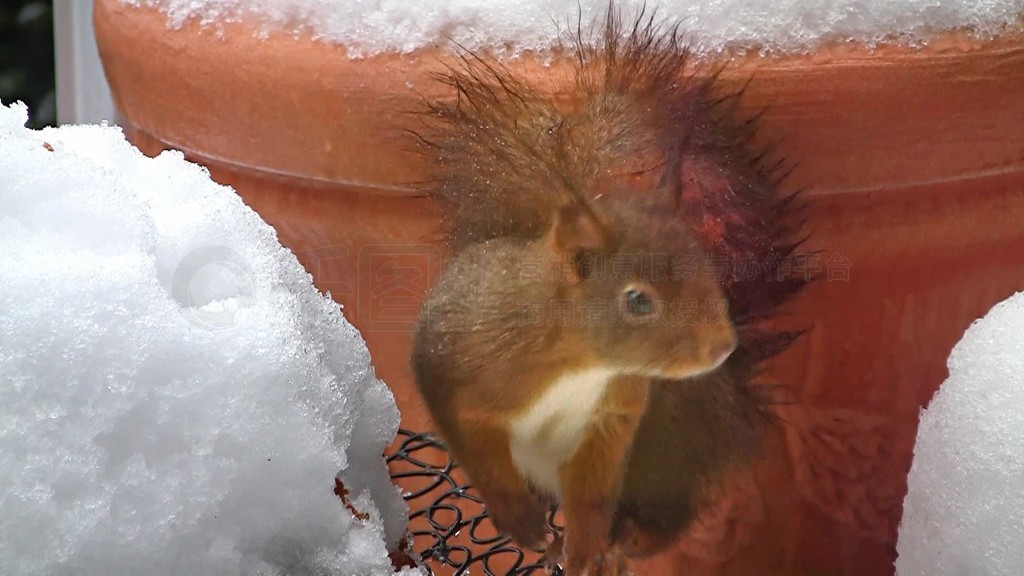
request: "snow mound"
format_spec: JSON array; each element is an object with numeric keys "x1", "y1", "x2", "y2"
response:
[
  {"x1": 0, "y1": 100, "x2": 421, "y2": 576},
  {"x1": 123, "y1": 0, "x2": 1023, "y2": 57},
  {"x1": 895, "y1": 291, "x2": 1024, "y2": 576}
]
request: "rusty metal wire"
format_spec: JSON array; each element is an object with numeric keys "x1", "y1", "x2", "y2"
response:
[{"x1": 387, "y1": 429, "x2": 565, "y2": 576}]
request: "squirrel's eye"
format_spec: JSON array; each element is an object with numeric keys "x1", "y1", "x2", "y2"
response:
[{"x1": 624, "y1": 289, "x2": 654, "y2": 316}]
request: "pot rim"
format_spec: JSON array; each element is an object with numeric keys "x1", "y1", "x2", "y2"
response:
[{"x1": 94, "y1": 0, "x2": 1024, "y2": 198}]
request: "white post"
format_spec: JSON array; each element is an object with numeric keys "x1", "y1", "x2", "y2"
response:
[{"x1": 53, "y1": 0, "x2": 117, "y2": 125}]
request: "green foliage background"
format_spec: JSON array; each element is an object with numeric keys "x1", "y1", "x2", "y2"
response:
[{"x1": 1, "y1": 0, "x2": 55, "y2": 128}]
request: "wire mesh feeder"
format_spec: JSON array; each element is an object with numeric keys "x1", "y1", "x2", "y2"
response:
[{"x1": 387, "y1": 429, "x2": 566, "y2": 576}]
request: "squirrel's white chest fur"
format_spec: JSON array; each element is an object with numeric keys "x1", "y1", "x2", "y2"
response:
[{"x1": 508, "y1": 367, "x2": 615, "y2": 499}]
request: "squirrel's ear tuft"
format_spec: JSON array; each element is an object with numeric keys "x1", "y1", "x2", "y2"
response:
[
  {"x1": 652, "y1": 146, "x2": 684, "y2": 211},
  {"x1": 550, "y1": 202, "x2": 608, "y2": 283},
  {"x1": 551, "y1": 202, "x2": 609, "y2": 257}
]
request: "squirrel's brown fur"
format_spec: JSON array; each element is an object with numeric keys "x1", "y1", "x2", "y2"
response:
[{"x1": 412, "y1": 1, "x2": 810, "y2": 571}]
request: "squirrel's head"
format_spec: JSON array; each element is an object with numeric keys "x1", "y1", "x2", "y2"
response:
[{"x1": 546, "y1": 192, "x2": 736, "y2": 380}]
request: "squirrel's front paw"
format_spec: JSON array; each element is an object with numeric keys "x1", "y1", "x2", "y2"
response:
[
  {"x1": 563, "y1": 532, "x2": 629, "y2": 576},
  {"x1": 540, "y1": 532, "x2": 565, "y2": 573},
  {"x1": 484, "y1": 492, "x2": 547, "y2": 548},
  {"x1": 563, "y1": 548, "x2": 630, "y2": 576}
]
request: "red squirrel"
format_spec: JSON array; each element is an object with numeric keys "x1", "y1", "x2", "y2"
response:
[{"x1": 411, "y1": 3, "x2": 809, "y2": 574}]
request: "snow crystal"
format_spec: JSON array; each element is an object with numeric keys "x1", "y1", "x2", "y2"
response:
[
  {"x1": 121, "y1": 0, "x2": 1023, "y2": 57},
  {"x1": 895, "y1": 292, "x2": 1024, "y2": 576},
  {"x1": 0, "y1": 100, "x2": 422, "y2": 576}
]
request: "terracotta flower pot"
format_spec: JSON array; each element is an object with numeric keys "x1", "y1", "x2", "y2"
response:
[{"x1": 93, "y1": 1, "x2": 1024, "y2": 574}]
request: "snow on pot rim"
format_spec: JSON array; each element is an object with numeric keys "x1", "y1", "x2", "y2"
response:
[
  {"x1": 94, "y1": 0, "x2": 1024, "y2": 196},
  {"x1": 121, "y1": 0, "x2": 1022, "y2": 58}
]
